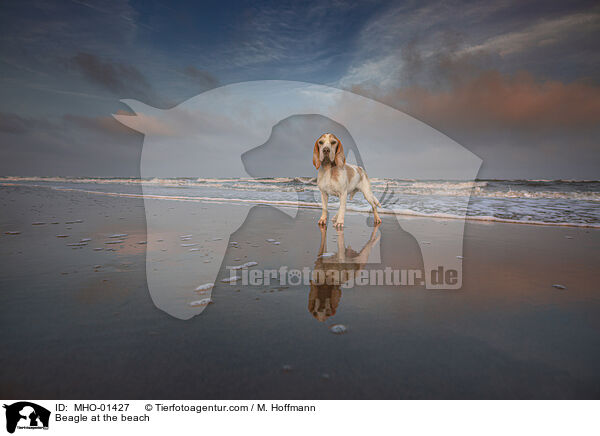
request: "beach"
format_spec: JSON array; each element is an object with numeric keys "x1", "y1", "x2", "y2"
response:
[{"x1": 1, "y1": 182, "x2": 599, "y2": 399}]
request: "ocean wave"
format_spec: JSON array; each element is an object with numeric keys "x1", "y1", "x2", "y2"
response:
[
  {"x1": 2, "y1": 181, "x2": 599, "y2": 228},
  {"x1": 2, "y1": 176, "x2": 600, "y2": 201}
]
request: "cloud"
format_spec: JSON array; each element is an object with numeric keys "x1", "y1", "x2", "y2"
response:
[
  {"x1": 0, "y1": 111, "x2": 56, "y2": 134},
  {"x1": 0, "y1": 110, "x2": 139, "y2": 143},
  {"x1": 62, "y1": 113, "x2": 134, "y2": 135},
  {"x1": 462, "y1": 12, "x2": 600, "y2": 56},
  {"x1": 0, "y1": 110, "x2": 142, "y2": 176},
  {"x1": 71, "y1": 52, "x2": 149, "y2": 94},
  {"x1": 334, "y1": 1, "x2": 600, "y2": 178},
  {"x1": 63, "y1": 110, "x2": 172, "y2": 138},
  {"x1": 68, "y1": 52, "x2": 174, "y2": 107},
  {"x1": 0, "y1": 0, "x2": 140, "y2": 68},
  {"x1": 338, "y1": 2, "x2": 600, "y2": 91},
  {"x1": 0, "y1": 112, "x2": 31, "y2": 134},
  {"x1": 337, "y1": 2, "x2": 600, "y2": 131},
  {"x1": 216, "y1": 2, "x2": 356, "y2": 72},
  {"x1": 339, "y1": 54, "x2": 404, "y2": 90},
  {"x1": 354, "y1": 70, "x2": 600, "y2": 131},
  {"x1": 183, "y1": 67, "x2": 219, "y2": 89}
]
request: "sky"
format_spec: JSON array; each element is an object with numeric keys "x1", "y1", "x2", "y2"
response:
[{"x1": 0, "y1": 0, "x2": 599, "y2": 179}]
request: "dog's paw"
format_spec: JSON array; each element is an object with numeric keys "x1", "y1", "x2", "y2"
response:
[
  {"x1": 318, "y1": 216, "x2": 328, "y2": 226},
  {"x1": 334, "y1": 219, "x2": 344, "y2": 229}
]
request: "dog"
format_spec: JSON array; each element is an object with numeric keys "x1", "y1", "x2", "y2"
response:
[
  {"x1": 309, "y1": 224, "x2": 380, "y2": 322},
  {"x1": 313, "y1": 133, "x2": 381, "y2": 228}
]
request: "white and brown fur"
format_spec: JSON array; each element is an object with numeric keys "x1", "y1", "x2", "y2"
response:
[
  {"x1": 313, "y1": 133, "x2": 381, "y2": 228},
  {"x1": 309, "y1": 224, "x2": 380, "y2": 321}
]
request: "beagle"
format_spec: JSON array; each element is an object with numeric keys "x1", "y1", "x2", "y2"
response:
[{"x1": 313, "y1": 133, "x2": 381, "y2": 228}]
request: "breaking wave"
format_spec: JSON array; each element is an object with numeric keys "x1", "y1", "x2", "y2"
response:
[{"x1": 2, "y1": 176, "x2": 599, "y2": 227}]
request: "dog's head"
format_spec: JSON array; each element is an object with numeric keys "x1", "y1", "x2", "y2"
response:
[
  {"x1": 313, "y1": 133, "x2": 345, "y2": 169},
  {"x1": 308, "y1": 282, "x2": 341, "y2": 322}
]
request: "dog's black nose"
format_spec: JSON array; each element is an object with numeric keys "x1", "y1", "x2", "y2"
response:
[{"x1": 323, "y1": 147, "x2": 330, "y2": 154}]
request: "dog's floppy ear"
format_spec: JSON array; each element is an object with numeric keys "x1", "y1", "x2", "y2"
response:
[
  {"x1": 313, "y1": 139, "x2": 321, "y2": 169},
  {"x1": 334, "y1": 136, "x2": 345, "y2": 167}
]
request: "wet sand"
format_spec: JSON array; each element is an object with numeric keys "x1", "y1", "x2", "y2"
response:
[{"x1": 0, "y1": 184, "x2": 599, "y2": 399}]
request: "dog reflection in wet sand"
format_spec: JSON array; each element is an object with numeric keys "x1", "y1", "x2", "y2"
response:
[{"x1": 308, "y1": 223, "x2": 380, "y2": 322}]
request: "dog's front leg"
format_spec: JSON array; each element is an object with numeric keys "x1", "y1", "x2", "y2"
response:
[
  {"x1": 335, "y1": 227, "x2": 346, "y2": 262},
  {"x1": 318, "y1": 191, "x2": 328, "y2": 226},
  {"x1": 335, "y1": 190, "x2": 347, "y2": 228}
]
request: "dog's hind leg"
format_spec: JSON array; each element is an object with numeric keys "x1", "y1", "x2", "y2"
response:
[
  {"x1": 360, "y1": 179, "x2": 381, "y2": 224},
  {"x1": 334, "y1": 190, "x2": 347, "y2": 228}
]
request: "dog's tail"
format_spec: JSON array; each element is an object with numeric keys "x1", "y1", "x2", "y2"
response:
[
  {"x1": 377, "y1": 182, "x2": 399, "y2": 208},
  {"x1": 360, "y1": 166, "x2": 383, "y2": 207}
]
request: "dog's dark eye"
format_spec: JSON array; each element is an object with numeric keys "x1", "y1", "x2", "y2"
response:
[
  {"x1": 319, "y1": 140, "x2": 324, "y2": 145},
  {"x1": 331, "y1": 141, "x2": 337, "y2": 145}
]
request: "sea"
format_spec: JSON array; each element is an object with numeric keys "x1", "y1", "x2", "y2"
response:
[{"x1": 1, "y1": 177, "x2": 599, "y2": 227}]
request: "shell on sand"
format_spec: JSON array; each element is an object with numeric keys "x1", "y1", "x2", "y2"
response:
[
  {"x1": 242, "y1": 261, "x2": 258, "y2": 267},
  {"x1": 56, "y1": 234, "x2": 69, "y2": 238},
  {"x1": 4, "y1": 231, "x2": 21, "y2": 235},
  {"x1": 329, "y1": 324, "x2": 348, "y2": 334},
  {"x1": 221, "y1": 276, "x2": 240, "y2": 283},
  {"x1": 189, "y1": 298, "x2": 212, "y2": 307},
  {"x1": 195, "y1": 283, "x2": 214, "y2": 291},
  {"x1": 230, "y1": 261, "x2": 258, "y2": 270},
  {"x1": 552, "y1": 284, "x2": 567, "y2": 290},
  {"x1": 108, "y1": 234, "x2": 128, "y2": 238}
]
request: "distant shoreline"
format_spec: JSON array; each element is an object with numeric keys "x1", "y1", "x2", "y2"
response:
[
  {"x1": 2, "y1": 181, "x2": 599, "y2": 229},
  {"x1": 2, "y1": 176, "x2": 600, "y2": 183}
]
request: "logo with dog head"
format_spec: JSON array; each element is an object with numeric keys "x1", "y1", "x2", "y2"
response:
[
  {"x1": 3, "y1": 402, "x2": 50, "y2": 433},
  {"x1": 113, "y1": 80, "x2": 481, "y2": 320}
]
